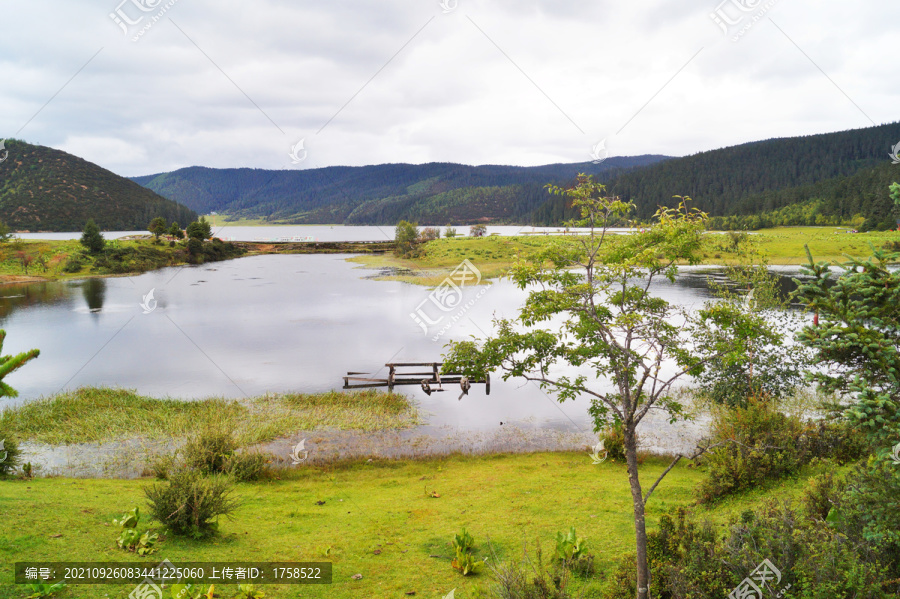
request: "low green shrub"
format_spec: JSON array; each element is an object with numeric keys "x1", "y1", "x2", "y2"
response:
[
  {"x1": 224, "y1": 451, "x2": 272, "y2": 482},
  {"x1": 605, "y1": 500, "x2": 893, "y2": 599},
  {"x1": 801, "y1": 470, "x2": 845, "y2": 521},
  {"x1": 183, "y1": 426, "x2": 239, "y2": 474},
  {"x1": 488, "y1": 543, "x2": 574, "y2": 599},
  {"x1": 598, "y1": 422, "x2": 627, "y2": 461},
  {"x1": 698, "y1": 397, "x2": 807, "y2": 502},
  {"x1": 800, "y1": 420, "x2": 870, "y2": 464},
  {"x1": 61, "y1": 255, "x2": 84, "y2": 273},
  {"x1": 144, "y1": 469, "x2": 239, "y2": 539},
  {"x1": 26, "y1": 581, "x2": 67, "y2": 598}
]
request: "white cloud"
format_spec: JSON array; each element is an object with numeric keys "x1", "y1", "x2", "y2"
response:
[{"x1": 0, "y1": 0, "x2": 896, "y2": 176}]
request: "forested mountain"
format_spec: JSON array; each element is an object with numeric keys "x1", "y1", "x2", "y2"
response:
[
  {"x1": 131, "y1": 157, "x2": 668, "y2": 225},
  {"x1": 710, "y1": 161, "x2": 900, "y2": 230},
  {"x1": 534, "y1": 122, "x2": 900, "y2": 227},
  {"x1": 131, "y1": 122, "x2": 900, "y2": 229},
  {"x1": 0, "y1": 140, "x2": 196, "y2": 231}
]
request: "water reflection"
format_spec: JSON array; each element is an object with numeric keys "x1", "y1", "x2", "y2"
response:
[
  {"x1": 0, "y1": 256, "x2": 814, "y2": 433},
  {"x1": 81, "y1": 279, "x2": 106, "y2": 313},
  {"x1": 0, "y1": 282, "x2": 71, "y2": 319}
]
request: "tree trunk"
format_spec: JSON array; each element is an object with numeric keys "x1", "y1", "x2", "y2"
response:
[{"x1": 625, "y1": 426, "x2": 650, "y2": 599}]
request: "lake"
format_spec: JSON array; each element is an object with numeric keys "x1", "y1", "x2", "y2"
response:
[{"x1": 0, "y1": 254, "x2": 809, "y2": 449}]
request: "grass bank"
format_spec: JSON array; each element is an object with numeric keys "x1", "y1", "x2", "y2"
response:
[
  {"x1": 349, "y1": 227, "x2": 900, "y2": 285},
  {"x1": 0, "y1": 387, "x2": 420, "y2": 446},
  {"x1": 0, "y1": 237, "x2": 245, "y2": 284},
  {"x1": 0, "y1": 451, "x2": 838, "y2": 599}
]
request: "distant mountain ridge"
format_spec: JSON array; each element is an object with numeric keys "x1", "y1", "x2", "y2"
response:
[
  {"x1": 0, "y1": 140, "x2": 197, "y2": 231},
  {"x1": 132, "y1": 121, "x2": 900, "y2": 228},
  {"x1": 532, "y1": 122, "x2": 900, "y2": 227},
  {"x1": 131, "y1": 156, "x2": 669, "y2": 225}
]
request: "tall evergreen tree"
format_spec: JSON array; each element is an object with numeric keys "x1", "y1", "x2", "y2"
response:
[{"x1": 80, "y1": 219, "x2": 105, "y2": 254}]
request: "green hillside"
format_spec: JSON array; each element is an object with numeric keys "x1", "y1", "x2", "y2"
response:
[
  {"x1": 534, "y1": 122, "x2": 900, "y2": 227},
  {"x1": 0, "y1": 139, "x2": 197, "y2": 231},
  {"x1": 131, "y1": 157, "x2": 669, "y2": 225},
  {"x1": 712, "y1": 161, "x2": 900, "y2": 230}
]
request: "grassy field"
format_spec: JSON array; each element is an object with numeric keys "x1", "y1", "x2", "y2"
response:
[
  {"x1": 350, "y1": 227, "x2": 900, "y2": 285},
  {"x1": 0, "y1": 388, "x2": 419, "y2": 446},
  {"x1": 0, "y1": 451, "x2": 839, "y2": 599}
]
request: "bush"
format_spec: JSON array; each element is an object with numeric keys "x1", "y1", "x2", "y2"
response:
[
  {"x1": 597, "y1": 422, "x2": 627, "y2": 461},
  {"x1": 698, "y1": 397, "x2": 807, "y2": 502},
  {"x1": 605, "y1": 502, "x2": 893, "y2": 599},
  {"x1": 801, "y1": 470, "x2": 845, "y2": 521},
  {"x1": 799, "y1": 420, "x2": 869, "y2": 464},
  {"x1": 419, "y1": 227, "x2": 440, "y2": 242},
  {"x1": 148, "y1": 453, "x2": 177, "y2": 480},
  {"x1": 223, "y1": 451, "x2": 272, "y2": 482},
  {"x1": 182, "y1": 427, "x2": 239, "y2": 475},
  {"x1": 62, "y1": 255, "x2": 84, "y2": 273},
  {"x1": 0, "y1": 432, "x2": 22, "y2": 477},
  {"x1": 144, "y1": 469, "x2": 238, "y2": 539},
  {"x1": 488, "y1": 543, "x2": 574, "y2": 599}
]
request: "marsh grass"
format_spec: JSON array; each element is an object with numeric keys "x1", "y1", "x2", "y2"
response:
[
  {"x1": 350, "y1": 228, "x2": 900, "y2": 287},
  {"x1": 0, "y1": 387, "x2": 420, "y2": 445}
]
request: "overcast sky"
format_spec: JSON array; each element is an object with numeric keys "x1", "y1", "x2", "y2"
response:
[{"x1": 0, "y1": 0, "x2": 896, "y2": 177}]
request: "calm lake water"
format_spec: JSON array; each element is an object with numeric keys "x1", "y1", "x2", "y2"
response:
[{"x1": 0, "y1": 255, "x2": 807, "y2": 437}]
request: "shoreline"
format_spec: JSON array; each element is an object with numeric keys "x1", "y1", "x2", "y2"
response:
[{"x1": 3, "y1": 226, "x2": 897, "y2": 286}]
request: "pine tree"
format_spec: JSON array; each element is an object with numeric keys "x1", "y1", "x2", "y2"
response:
[{"x1": 80, "y1": 219, "x2": 105, "y2": 254}]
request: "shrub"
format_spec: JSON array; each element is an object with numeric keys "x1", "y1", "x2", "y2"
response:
[
  {"x1": 0, "y1": 432, "x2": 22, "y2": 477},
  {"x1": 799, "y1": 420, "x2": 869, "y2": 464},
  {"x1": 144, "y1": 469, "x2": 238, "y2": 539},
  {"x1": 62, "y1": 255, "x2": 84, "y2": 273},
  {"x1": 597, "y1": 422, "x2": 627, "y2": 461},
  {"x1": 148, "y1": 453, "x2": 176, "y2": 480},
  {"x1": 801, "y1": 470, "x2": 845, "y2": 521},
  {"x1": 183, "y1": 427, "x2": 238, "y2": 475},
  {"x1": 223, "y1": 451, "x2": 272, "y2": 482},
  {"x1": 489, "y1": 543, "x2": 574, "y2": 599},
  {"x1": 698, "y1": 397, "x2": 807, "y2": 502},
  {"x1": 419, "y1": 227, "x2": 440, "y2": 242},
  {"x1": 606, "y1": 502, "x2": 893, "y2": 599}
]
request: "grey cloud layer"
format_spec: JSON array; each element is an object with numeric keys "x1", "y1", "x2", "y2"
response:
[{"x1": 0, "y1": 0, "x2": 895, "y2": 176}]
